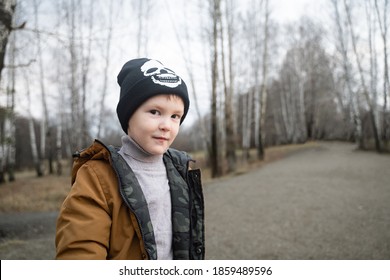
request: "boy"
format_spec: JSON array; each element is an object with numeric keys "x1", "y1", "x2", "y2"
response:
[{"x1": 55, "y1": 58, "x2": 204, "y2": 260}]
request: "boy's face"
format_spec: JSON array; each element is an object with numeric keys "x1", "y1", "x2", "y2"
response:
[{"x1": 127, "y1": 94, "x2": 184, "y2": 155}]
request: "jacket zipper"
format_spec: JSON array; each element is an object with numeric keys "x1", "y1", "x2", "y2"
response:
[{"x1": 185, "y1": 155, "x2": 193, "y2": 258}]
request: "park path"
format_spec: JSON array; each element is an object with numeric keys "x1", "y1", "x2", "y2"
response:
[
  {"x1": 204, "y1": 141, "x2": 390, "y2": 259},
  {"x1": 1, "y1": 141, "x2": 389, "y2": 259}
]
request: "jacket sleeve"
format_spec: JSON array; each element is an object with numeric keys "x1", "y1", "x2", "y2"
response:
[{"x1": 55, "y1": 162, "x2": 112, "y2": 259}]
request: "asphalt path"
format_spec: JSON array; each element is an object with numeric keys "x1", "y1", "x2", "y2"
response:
[{"x1": 204, "y1": 142, "x2": 390, "y2": 259}]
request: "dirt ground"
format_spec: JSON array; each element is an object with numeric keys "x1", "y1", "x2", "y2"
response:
[{"x1": 1, "y1": 141, "x2": 389, "y2": 260}]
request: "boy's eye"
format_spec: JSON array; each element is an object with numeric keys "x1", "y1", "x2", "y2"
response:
[
  {"x1": 150, "y1": 110, "x2": 160, "y2": 115},
  {"x1": 171, "y1": 114, "x2": 181, "y2": 120}
]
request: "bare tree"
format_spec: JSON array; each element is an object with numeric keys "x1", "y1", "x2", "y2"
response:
[
  {"x1": 33, "y1": 0, "x2": 49, "y2": 176},
  {"x1": 278, "y1": 67, "x2": 295, "y2": 143},
  {"x1": 220, "y1": 0, "x2": 237, "y2": 173},
  {"x1": 241, "y1": 89, "x2": 253, "y2": 159},
  {"x1": 50, "y1": 2, "x2": 65, "y2": 175},
  {"x1": 2, "y1": 1, "x2": 35, "y2": 181},
  {"x1": 0, "y1": 107, "x2": 8, "y2": 183},
  {"x1": 134, "y1": 0, "x2": 151, "y2": 56},
  {"x1": 331, "y1": 0, "x2": 362, "y2": 144},
  {"x1": 374, "y1": 0, "x2": 390, "y2": 142},
  {"x1": 79, "y1": 0, "x2": 94, "y2": 148},
  {"x1": 5, "y1": 28, "x2": 16, "y2": 181},
  {"x1": 365, "y1": 0, "x2": 380, "y2": 141},
  {"x1": 0, "y1": 0, "x2": 15, "y2": 84},
  {"x1": 240, "y1": 0, "x2": 262, "y2": 161},
  {"x1": 25, "y1": 74, "x2": 42, "y2": 176},
  {"x1": 278, "y1": 48, "x2": 305, "y2": 143},
  {"x1": 257, "y1": 0, "x2": 269, "y2": 160},
  {"x1": 64, "y1": 0, "x2": 82, "y2": 152},
  {"x1": 53, "y1": 46, "x2": 65, "y2": 176},
  {"x1": 279, "y1": 27, "x2": 308, "y2": 143},
  {"x1": 97, "y1": 0, "x2": 114, "y2": 139},
  {"x1": 210, "y1": 0, "x2": 221, "y2": 178},
  {"x1": 344, "y1": 0, "x2": 382, "y2": 151},
  {"x1": 0, "y1": 0, "x2": 16, "y2": 183},
  {"x1": 274, "y1": 21, "x2": 327, "y2": 145}
]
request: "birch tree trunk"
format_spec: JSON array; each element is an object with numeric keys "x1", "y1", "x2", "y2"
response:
[
  {"x1": 242, "y1": 0, "x2": 261, "y2": 161},
  {"x1": 5, "y1": 30, "x2": 16, "y2": 181},
  {"x1": 56, "y1": 117, "x2": 62, "y2": 176},
  {"x1": 374, "y1": 0, "x2": 390, "y2": 142},
  {"x1": 257, "y1": 0, "x2": 269, "y2": 160},
  {"x1": 33, "y1": 0, "x2": 49, "y2": 175},
  {"x1": 220, "y1": 0, "x2": 236, "y2": 173},
  {"x1": 210, "y1": 0, "x2": 221, "y2": 178},
  {"x1": 365, "y1": 0, "x2": 381, "y2": 143},
  {"x1": 0, "y1": 0, "x2": 14, "y2": 183},
  {"x1": 0, "y1": 110, "x2": 5, "y2": 183},
  {"x1": 68, "y1": 0, "x2": 81, "y2": 152},
  {"x1": 278, "y1": 62, "x2": 295, "y2": 143},
  {"x1": 54, "y1": 49, "x2": 64, "y2": 176},
  {"x1": 79, "y1": 0, "x2": 94, "y2": 147},
  {"x1": 25, "y1": 75, "x2": 42, "y2": 176},
  {"x1": 241, "y1": 90, "x2": 251, "y2": 160},
  {"x1": 344, "y1": 0, "x2": 382, "y2": 152},
  {"x1": 294, "y1": 47, "x2": 307, "y2": 142},
  {"x1": 332, "y1": 0, "x2": 363, "y2": 146},
  {"x1": 0, "y1": 0, "x2": 15, "y2": 84},
  {"x1": 97, "y1": 0, "x2": 114, "y2": 139}
]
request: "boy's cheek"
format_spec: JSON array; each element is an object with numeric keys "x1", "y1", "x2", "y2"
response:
[{"x1": 171, "y1": 128, "x2": 180, "y2": 141}]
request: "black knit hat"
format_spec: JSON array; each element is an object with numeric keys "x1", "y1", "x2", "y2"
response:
[{"x1": 116, "y1": 58, "x2": 190, "y2": 133}]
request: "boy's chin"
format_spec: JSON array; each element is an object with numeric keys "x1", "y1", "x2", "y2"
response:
[{"x1": 147, "y1": 147, "x2": 169, "y2": 156}]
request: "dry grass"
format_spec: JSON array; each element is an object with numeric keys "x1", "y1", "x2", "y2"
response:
[
  {"x1": 0, "y1": 141, "x2": 319, "y2": 213},
  {"x1": 0, "y1": 172, "x2": 71, "y2": 213}
]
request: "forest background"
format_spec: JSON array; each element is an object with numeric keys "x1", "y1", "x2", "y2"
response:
[{"x1": 0, "y1": 0, "x2": 389, "y2": 183}]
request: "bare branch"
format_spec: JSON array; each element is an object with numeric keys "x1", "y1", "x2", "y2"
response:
[{"x1": 4, "y1": 59, "x2": 36, "y2": 68}]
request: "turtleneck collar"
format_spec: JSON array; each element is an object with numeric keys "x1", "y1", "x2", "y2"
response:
[{"x1": 120, "y1": 135, "x2": 163, "y2": 163}]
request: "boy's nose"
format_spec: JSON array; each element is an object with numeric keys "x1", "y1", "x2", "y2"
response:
[{"x1": 159, "y1": 117, "x2": 171, "y2": 131}]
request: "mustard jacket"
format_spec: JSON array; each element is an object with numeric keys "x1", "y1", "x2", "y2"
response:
[{"x1": 55, "y1": 140, "x2": 204, "y2": 260}]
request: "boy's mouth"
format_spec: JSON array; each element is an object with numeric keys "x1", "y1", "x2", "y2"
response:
[{"x1": 153, "y1": 136, "x2": 169, "y2": 141}]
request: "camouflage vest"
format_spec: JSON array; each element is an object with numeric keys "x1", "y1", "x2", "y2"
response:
[{"x1": 107, "y1": 146, "x2": 204, "y2": 260}]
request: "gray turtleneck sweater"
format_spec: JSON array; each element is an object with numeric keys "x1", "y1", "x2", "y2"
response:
[{"x1": 118, "y1": 135, "x2": 173, "y2": 260}]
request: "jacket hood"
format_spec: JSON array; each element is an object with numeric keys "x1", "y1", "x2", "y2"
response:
[{"x1": 71, "y1": 140, "x2": 111, "y2": 184}]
